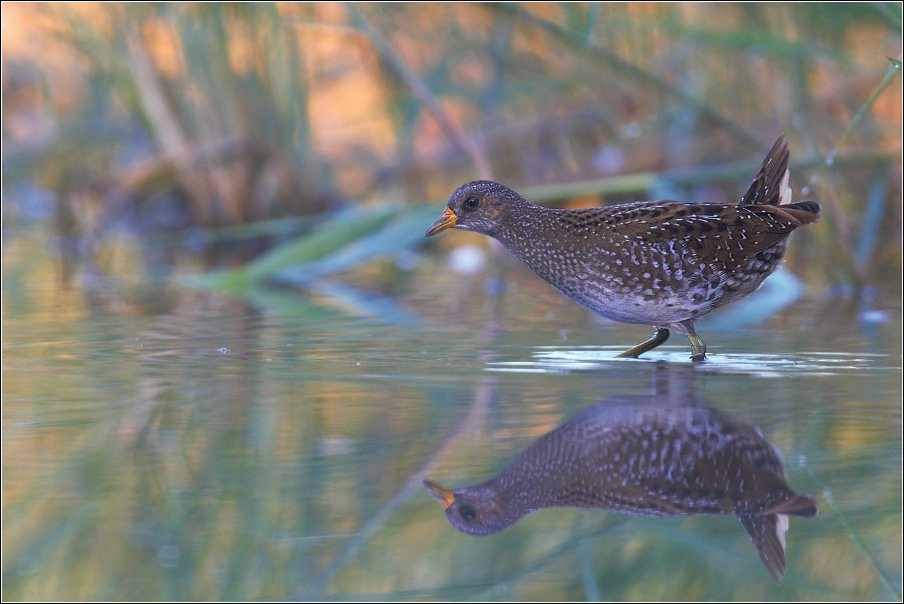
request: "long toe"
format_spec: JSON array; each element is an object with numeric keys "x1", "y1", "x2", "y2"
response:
[{"x1": 616, "y1": 327, "x2": 670, "y2": 358}]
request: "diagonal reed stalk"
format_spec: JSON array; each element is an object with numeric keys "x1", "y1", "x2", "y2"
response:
[
  {"x1": 826, "y1": 55, "x2": 902, "y2": 165},
  {"x1": 345, "y1": 3, "x2": 494, "y2": 180}
]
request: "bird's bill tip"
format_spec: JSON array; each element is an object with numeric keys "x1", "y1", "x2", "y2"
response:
[
  {"x1": 425, "y1": 208, "x2": 457, "y2": 237},
  {"x1": 423, "y1": 479, "x2": 455, "y2": 509}
]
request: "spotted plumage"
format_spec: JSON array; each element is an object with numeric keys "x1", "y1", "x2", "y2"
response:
[
  {"x1": 426, "y1": 136, "x2": 820, "y2": 360},
  {"x1": 424, "y1": 400, "x2": 817, "y2": 583}
]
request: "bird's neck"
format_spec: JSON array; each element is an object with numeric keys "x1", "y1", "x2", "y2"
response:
[
  {"x1": 490, "y1": 205, "x2": 571, "y2": 279},
  {"x1": 488, "y1": 424, "x2": 587, "y2": 514},
  {"x1": 491, "y1": 202, "x2": 556, "y2": 245}
]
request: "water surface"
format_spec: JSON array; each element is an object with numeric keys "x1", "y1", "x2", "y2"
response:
[{"x1": 2, "y1": 234, "x2": 901, "y2": 601}]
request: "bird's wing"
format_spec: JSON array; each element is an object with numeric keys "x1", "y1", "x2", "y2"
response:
[{"x1": 592, "y1": 201, "x2": 819, "y2": 267}]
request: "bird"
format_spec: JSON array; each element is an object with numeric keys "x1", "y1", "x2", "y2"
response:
[
  {"x1": 425, "y1": 136, "x2": 820, "y2": 360},
  {"x1": 424, "y1": 399, "x2": 818, "y2": 583}
]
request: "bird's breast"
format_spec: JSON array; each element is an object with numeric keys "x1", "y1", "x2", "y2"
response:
[{"x1": 500, "y1": 229, "x2": 731, "y2": 324}]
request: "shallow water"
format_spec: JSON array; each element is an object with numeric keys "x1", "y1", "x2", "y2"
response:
[{"x1": 2, "y1": 234, "x2": 901, "y2": 601}]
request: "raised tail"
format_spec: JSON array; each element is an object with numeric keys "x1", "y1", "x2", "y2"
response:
[
  {"x1": 739, "y1": 135, "x2": 791, "y2": 207},
  {"x1": 740, "y1": 135, "x2": 821, "y2": 228},
  {"x1": 738, "y1": 514, "x2": 789, "y2": 583},
  {"x1": 737, "y1": 493, "x2": 818, "y2": 583}
]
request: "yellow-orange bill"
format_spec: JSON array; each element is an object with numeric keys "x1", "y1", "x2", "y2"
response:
[
  {"x1": 425, "y1": 208, "x2": 457, "y2": 237},
  {"x1": 423, "y1": 479, "x2": 455, "y2": 509}
]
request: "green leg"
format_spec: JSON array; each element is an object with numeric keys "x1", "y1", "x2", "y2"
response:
[
  {"x1": 616, "y1": 327, "x2": 670, "y2": 358},
  {"x1": 670, "y1": 319, "x2": 707, "y2": 362},
  {"x1": 687, "y1": 334, "x2": 707, "y2": 362}
]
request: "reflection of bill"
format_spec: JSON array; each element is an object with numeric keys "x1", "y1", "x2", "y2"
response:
[{"x1": 425, "y1": 400, "x2": 816, "y2": 583}]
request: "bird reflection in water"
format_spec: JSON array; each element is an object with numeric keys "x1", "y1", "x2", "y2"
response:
[{"x1": 424, "y1": 394, "x2": 816, "y2": 583}]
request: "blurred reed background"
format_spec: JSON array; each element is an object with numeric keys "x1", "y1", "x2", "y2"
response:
[
  {"x1": 2, "y1": 5, "x2": 902, "y2": 601},
  {"x1": 2, "y1": 3, "x2": 901, "y2": 295}
]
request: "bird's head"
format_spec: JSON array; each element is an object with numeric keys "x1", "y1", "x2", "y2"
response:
[
  {"x1": 423, "y1": 479, "x2": 517, "y2": 536},
  {"x1": 425, "y1": 181, "x2": 525, "y2": 238}
]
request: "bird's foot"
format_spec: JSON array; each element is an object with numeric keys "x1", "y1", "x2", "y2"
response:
[{"x1": 616, "y1": 327, "x2": 670, "y2": 358}]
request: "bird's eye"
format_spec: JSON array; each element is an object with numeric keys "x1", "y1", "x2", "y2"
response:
[
  {"x1": 464, "y1": 196, "x2": 479, "y2": 210},
  {"x1": 460, "y1": 506, "x2": 477, "y2": 521}
]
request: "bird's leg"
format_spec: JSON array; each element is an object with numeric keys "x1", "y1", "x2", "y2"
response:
[
  {"x1": 669, "y1": 319, "x2": 707, "y2": 361},
  {"x1": 687, "y1": 334, "x2": 707, "y2": 362},
  {"x1": 616, "y1": 327, "x2": 670, "y2": 358}
]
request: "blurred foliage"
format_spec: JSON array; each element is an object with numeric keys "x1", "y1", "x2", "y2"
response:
[
  {"x1": 3, "y1": 5, "x2": 901, "y2": 601},
  {"x1": 0, "y1": 7, "x2": 902, "y2": 600},
  {"x1": 1, "y1": 3, "x2": 901, "y2": 288}
]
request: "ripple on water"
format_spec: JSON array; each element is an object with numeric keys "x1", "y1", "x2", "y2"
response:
[{"x1": 487, "y1": 346, "x2": 893, "y2": 377}]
